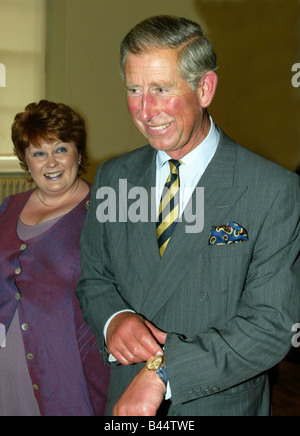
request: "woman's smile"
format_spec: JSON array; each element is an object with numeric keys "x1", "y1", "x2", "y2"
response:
[{"x1": 44, "y1": 170, "x2": 65, "y2": 181}]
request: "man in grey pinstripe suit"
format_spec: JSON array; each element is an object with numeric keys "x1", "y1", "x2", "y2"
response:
[{"x1": 76, "y1": 16, "x2": 300, "y2": 416}]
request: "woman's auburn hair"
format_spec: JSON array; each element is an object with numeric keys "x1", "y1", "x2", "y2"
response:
[{"x1": 11, "y1": 100, "x2": 89, "y2": 175}]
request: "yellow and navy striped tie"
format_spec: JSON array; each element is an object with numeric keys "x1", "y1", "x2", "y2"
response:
[{"x1": 156, "y1": 160, "x2": 181, "y2": 257}]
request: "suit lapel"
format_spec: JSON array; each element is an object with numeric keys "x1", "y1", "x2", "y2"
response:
[{"x1": 123, "y1": 147, "x2": 162, "y2": 288}]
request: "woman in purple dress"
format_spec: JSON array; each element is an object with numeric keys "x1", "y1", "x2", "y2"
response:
[{"x1": 0, "y1": 100, "x2": 110, "y2": 416}]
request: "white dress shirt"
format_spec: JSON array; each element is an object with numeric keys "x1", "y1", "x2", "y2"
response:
[{"x1": 155, "y1": 116, "x2": 220, "y2": 216}]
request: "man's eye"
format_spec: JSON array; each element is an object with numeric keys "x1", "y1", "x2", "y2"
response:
[
  {"x1": 127, "y1": 88, "x2": 142, "y2": 97},
  {"x1": 153, "y1": 87, "x2": 168, "y2": 96}
]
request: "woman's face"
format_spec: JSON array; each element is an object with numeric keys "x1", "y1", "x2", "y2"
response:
[{"x1": 25, "y1": 140, "x2": 80, "y2": 196}]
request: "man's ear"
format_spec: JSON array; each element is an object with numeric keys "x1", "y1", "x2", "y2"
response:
[{"x1": 197, "y1": 71, "x2": 218, "y2": 108}]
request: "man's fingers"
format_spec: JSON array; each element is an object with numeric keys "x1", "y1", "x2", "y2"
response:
[
  {"x1": 144, "y1": 320, "x2": 167, "y2": 346},
  {"x1": 134, "y1": 328, "x2": 164, "y2": 357},
  {"x1": 107, "y1": 312, "x2": 165, "y2": 364},
  {"x1": 115, "y1": 336, "x2": 156, "y2": 364}
]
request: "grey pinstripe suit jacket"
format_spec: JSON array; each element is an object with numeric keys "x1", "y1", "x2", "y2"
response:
[{"x1": 76, "y1": 130, "x2": 300, "y2": 416}]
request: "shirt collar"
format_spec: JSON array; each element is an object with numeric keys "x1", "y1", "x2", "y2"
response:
[{"x1": 156, "y1": 117, "x2": 220, "y2": 170}]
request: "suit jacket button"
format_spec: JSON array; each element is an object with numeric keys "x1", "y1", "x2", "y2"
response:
[
  {"x1": 190, "y1": 389, "x2": 197, "y2": 399},
  {"x1": 212, "y1": 386, "x2": 220, "y2": 393},
  {"x1": 200, "y1": 293, "x2": 209, "y2": 302}
]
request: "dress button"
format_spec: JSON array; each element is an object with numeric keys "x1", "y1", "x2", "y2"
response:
[
  {"x1": 22, "y1": 323, "x2": 29, "y2": 331},
  {"x1": 15, "y1": 293, "x2": 21, "y2": 301},
  {"x1": 15, "y1": 267, "x2": 21, "y2": 275},
  {"x1": 20, "y1": 244, "x2": 27, "y2": 251},
  {"x1": 33, "y1": 384, "x2": 39, "y2": 391},
  {"x1": 27, "y1": 353, "x2": 34, "y2": 360}
]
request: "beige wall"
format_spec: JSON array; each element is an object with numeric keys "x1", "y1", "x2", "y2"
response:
[
  {"x1": 46, "y1": 0, "x2": 300, "y2": 183},
  {"x1": 0, "y1": 0, "x2": 46, "y2": 172}
]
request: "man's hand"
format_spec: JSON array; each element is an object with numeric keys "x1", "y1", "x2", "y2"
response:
[
  {"x1": 106, "y1": 312, "x2": 167, "y2": 365},
  {"x1": 113, "y1": 367, "x2": 166, "y2": 416}
]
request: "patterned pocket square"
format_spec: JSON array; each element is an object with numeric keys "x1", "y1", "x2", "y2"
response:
[{"x1": 209, "y1": 221, "x2": 248, "y2": 245}]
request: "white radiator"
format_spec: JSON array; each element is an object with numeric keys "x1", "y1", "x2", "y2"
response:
[{"x1": 0, "y1": 177, "x2": 36, "y2": 204}]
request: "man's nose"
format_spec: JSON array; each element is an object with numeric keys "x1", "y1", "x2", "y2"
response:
[{"x1": 140, "y1": 93, "x2": 159, "y2": 122}]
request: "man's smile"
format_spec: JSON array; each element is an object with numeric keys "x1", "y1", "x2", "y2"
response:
[{"x1": 147, "y1": 123, "x2": 172, "y2": 133}]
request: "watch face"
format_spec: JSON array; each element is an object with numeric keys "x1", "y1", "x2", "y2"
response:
[{"x1": 147, "y1": 356, "x2": 164, "y2": 370}]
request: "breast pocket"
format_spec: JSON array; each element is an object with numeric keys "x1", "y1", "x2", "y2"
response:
[
  {"x1": 183, "y1": 242, "x2": 254, "y2": 331},
  {"x1": 205, "y1": 240, "x2": 253, "y2": 258}
]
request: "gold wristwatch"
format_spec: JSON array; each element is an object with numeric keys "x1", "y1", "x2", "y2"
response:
[
  {"x1": 146, "y1": 355, "x2": 165, "y2": 371},
  {"x1": 145, "y1": 355, "x2": 168, "y2": 387}
]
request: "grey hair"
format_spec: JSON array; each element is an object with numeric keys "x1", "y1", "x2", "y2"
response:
[{"x1": 120, "y1": 15, "x2": 217, "y2": 90}]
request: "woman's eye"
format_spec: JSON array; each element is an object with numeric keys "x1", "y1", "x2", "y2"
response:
[
  {"x1": 32, "y1": 151, "x2": 45, "y2": 157},
  {"x1": 56, "y1": 147, "x2": 67, "y2": 154}
]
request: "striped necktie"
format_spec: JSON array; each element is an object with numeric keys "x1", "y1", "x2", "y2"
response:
[{"x1": 156, "y1": 160, "x2": 181, "y2": 257}]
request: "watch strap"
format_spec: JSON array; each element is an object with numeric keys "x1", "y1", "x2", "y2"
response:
[{"x1": 155, "y1": 365, "x2": 168, "y2": 387}]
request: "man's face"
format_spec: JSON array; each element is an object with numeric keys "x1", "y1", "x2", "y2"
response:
[{"x1": 125, "y1": 48, "x2": 209, "y2": 159}]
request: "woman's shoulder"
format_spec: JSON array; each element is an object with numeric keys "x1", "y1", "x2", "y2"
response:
[
  {"x1": 0, "y1": 196, "x2": 9, "y2": 214},
  {"x1": 0, "y1": 190, "x2": 34, "y2": 215}
]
